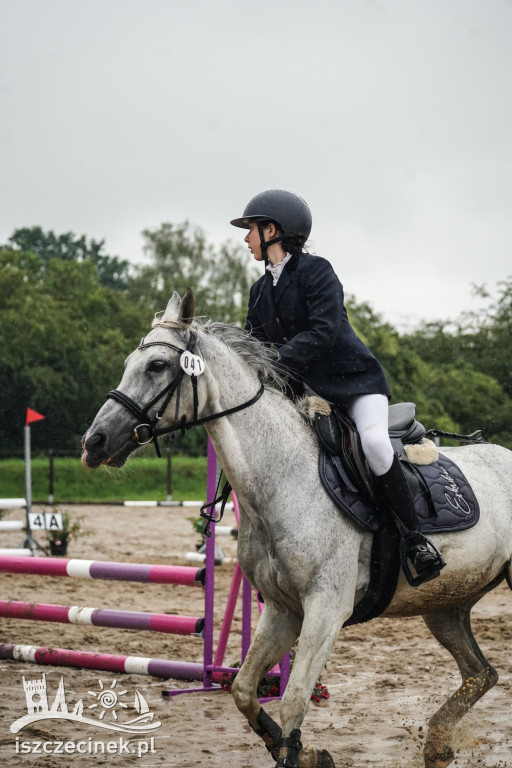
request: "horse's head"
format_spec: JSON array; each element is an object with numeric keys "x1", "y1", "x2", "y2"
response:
[{"x1": 82, "y1": 288, "x2": 201, "y2": 469}]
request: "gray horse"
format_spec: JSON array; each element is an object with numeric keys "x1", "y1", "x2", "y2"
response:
[{"x1": 82, "y1": 290, "x2": 512, "y2": 768}]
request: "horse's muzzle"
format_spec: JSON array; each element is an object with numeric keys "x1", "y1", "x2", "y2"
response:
[
  {"x1": 81, "y1": 429, "x2": 114, "y2": 469},
  {"x1": 82, "y1": 426, "x2": 139, "y2": 469}
]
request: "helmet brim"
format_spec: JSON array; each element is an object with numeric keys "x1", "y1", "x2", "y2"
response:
[{"x1": 230, "y1": 215, "x2": 271, "y2": 229}]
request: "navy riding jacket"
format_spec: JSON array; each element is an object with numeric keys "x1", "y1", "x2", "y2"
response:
[{"x1": 245, "y1": 252, "x2": 391, "y2": 402}]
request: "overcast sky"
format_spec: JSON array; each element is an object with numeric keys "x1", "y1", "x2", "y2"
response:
[{"x1": 1, "y1": 0, "x2": 511, "y2": 329}]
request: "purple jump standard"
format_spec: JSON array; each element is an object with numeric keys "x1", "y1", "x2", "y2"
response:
[
  {"x1": 0, "y1": 600, "x2": 204, "y2": 636},
  {"x1": 0, "y1": 555, "x2": 204, "y2": 586}
]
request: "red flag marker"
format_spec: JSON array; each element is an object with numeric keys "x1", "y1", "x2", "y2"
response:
[{"x1": 25, "y1": 408, "x2": 45, "y2": 426}]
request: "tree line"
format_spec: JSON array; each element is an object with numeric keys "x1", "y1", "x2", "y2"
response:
[{"x1": 1, "y1": 225, "x2": 511, "y2": 455}]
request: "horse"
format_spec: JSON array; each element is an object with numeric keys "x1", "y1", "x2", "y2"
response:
[{"x1": 82, "y1": 289, "x2": 512, "y2": 768}]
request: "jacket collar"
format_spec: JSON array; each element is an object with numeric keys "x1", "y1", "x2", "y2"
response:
[
  {"x1": 254, "y1": 253, "x2": 301, "y2": 308},
  {"x1": 272, "y1": 253, "x2": 299, "y2": 305}
]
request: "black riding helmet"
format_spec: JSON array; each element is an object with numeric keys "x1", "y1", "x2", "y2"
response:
[
  {"x1": 231, "y1": 189, "x2": 312, "y2": 239},
  {"x1": 231, "y1": 189, "x2": 312, "y2": 264}
]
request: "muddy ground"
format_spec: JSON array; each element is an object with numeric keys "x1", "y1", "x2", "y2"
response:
[{"x1": 0, "y1": 502, "x2": 510, "y2": 767}]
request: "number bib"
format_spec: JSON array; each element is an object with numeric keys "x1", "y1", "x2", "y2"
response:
[{"x1": 180, "y1": 350, "x2": 205, "y2": 376}]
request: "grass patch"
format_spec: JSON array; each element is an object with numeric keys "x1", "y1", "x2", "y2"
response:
[{"x1": 0, "y1": 454, "x2": 208, "y2": 503}]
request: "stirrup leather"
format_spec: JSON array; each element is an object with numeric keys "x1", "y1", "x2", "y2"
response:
[{"x1": 314, "y1": 407, "x2": 373, "y2": 497}]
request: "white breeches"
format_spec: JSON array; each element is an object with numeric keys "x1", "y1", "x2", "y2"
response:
[{"x1": 346, "y1": 393, "x2": 394, "y2": 477}]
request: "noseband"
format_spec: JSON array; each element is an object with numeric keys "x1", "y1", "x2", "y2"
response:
[{"x1": 105, "y1": 329, "x2": 264, "y2": 457}]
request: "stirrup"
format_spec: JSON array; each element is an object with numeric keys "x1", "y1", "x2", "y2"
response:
[{"x1": 399, "y1": 533, "x2": 446, "y2": 587}]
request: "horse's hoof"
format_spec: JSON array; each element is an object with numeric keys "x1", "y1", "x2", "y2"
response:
[
  {"x1": 305, "y1": 749, "x2": 336, "y2": 768},
  {"x1": 424, "y1": 741, "x2": 455, "y2": 768},
  {"x1": 290, "y1": 747, "x2": 335, "y2": 768},
  {"x1": 315, "y1": 749, "x2": 335, "y2": 768}
]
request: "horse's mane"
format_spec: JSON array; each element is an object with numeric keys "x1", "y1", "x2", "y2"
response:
[
  {"x1": 152, "y1": 315, "x2": 288, "y2": 391},
  {"x1": 204, "y1": 321, "x2": 290, "y2": 390}
]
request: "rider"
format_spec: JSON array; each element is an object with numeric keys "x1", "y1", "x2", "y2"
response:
[{"x1": 231, "y1": 189, "x2": 445, "y2": 586}]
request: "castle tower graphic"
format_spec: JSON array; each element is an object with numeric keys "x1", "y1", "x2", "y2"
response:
[
  {"x1": 50, "y1": 677, "x2": 69, "y2": 714},
  {"x1": 23, "y1": 674, "x2": 49, "y2": 714}
]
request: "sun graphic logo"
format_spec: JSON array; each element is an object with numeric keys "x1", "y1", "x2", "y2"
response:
[
  {"x1": 87, "y1": 680, "x2": 128, "y2": 721},
  {"x1": 11, "y1": 675, "x2": 161, "y2": 735}
]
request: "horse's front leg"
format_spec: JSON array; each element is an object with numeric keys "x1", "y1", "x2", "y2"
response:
[
  {"x1": 231, "y1": 603, "x2": 300, "y2": 761},
  {"x1": 277, "y1": 579, "x2": 357, "y2": 768}
]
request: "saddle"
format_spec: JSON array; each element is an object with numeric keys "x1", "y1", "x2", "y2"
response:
[
  {"x1": 315, "y1": 401, "x2": 428, "y2": 501},
  {"x1": 312, "y1": 400, "x2": 482, "y2": 625}
]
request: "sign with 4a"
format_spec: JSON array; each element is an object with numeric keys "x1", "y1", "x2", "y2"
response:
[{"x1": 28, "y1": 511, "x2": 63, "y2": 532}]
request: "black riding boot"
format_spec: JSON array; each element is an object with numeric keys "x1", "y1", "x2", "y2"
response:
[{"x1": 375, "y1": 455, "x2": 446, "y2": 587}]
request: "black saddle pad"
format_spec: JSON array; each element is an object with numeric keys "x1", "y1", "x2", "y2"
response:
[{"x1": 319, "y1": 448, "x2": 480, "y2": 534}]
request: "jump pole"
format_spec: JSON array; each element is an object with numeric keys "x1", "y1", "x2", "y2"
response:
[
  {"x1": 0, "y1": 600, "x2": 204, "y2": 636},
  {"x1": 0, "y1": 556, "x2": 204, "y2": 586},
  {"x1": 0, "y1": 644, "x2": 204, "y2": 679}
]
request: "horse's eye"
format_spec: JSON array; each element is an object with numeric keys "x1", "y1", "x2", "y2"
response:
[{"x1": 147, "y1": 360, "x2": 167, "y2": 373}]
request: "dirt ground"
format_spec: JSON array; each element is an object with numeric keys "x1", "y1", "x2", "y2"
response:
[{"x1": 0, "y1": 502, "x2": 511, "y2": 768}]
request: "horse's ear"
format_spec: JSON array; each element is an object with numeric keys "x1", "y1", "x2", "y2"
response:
[
  {"x1": 163, "y1": 291, "x2": 182, "y2": 321},
  {"x1": 178, "y1": 288, "x2": 196, "y2": 326}
]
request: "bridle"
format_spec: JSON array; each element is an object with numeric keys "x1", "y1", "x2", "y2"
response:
[{"x1": 105, "y1": 329, "x2": 265, "y2": 458}]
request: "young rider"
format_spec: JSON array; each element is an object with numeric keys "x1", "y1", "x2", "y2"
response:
[{"x1": 231, "y1": 189, "x2": 445, "y2": 586}]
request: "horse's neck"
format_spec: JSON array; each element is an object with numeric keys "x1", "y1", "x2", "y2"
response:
[{"x1": 201, "y1": 339, "x2": 315, "y2": 511}]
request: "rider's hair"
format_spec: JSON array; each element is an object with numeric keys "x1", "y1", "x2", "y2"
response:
[{"x1": 276, "y1": 227, "x2": 307, "y2": 256}]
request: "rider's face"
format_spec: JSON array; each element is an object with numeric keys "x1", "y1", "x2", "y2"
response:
[
  {"x1": 244, "y1": 221, "x2": 274, "y2": 262},
  {"x1": 244, "y1": 222, "x2": 264, "y2": 261}
]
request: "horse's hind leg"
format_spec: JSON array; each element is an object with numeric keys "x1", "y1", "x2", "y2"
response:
[{"x1": 422, "y1": 604, "x2": 499, "y2": 768}]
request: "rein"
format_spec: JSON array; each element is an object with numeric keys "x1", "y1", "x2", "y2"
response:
[
  {"x1": 154, "y1": 383, "x2": 264, "y2": 439},
  {"x1": 105, "y1": 329, "x2": 265, "y2": 458}
]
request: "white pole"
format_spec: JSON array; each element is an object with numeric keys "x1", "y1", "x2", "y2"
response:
[
  {"x1": 23, "y1": 425, "x2": 36, "y2": 555},
  {"x1": 24, "y1": 426, "x2": 32, "y2": 517}
]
